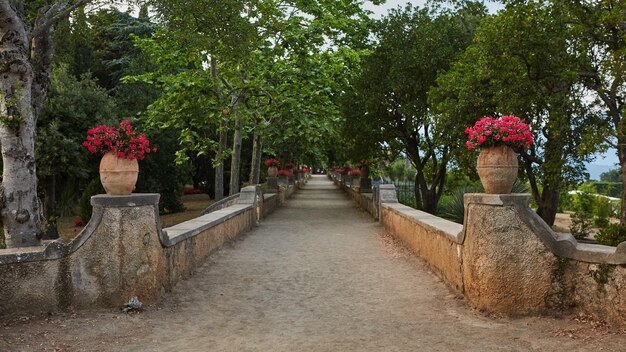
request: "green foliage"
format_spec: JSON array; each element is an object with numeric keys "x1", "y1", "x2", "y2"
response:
[
  {"x1": 600, "y1": 168, "x2": 621, "y2": 183},
  {"x1": 79, "y1": 178, "x2": 106, "y2": 224},
  {"x1": 382, "y1": 159, "x2": 416, "y2": 183},
  {"x1": 570, "y1": 189, "x2": 595, "y2": 239},
  {"x1": 431, "y1": 1, "x2": 608, "y2": 225},
  {"x1": 438, "y1": 185, "x2": 482, "y2": 224},
  {"x1": 583, "y1": 182, "x2": 622, "y2": 199},
  {"x1": 341, "y1": 2, "x2": 486, "y2": 213},
  {"x1": 595, "y1": 224, "x2": 626, "y2": 247},
  {"x1": 135, "y1": 128, "x2": 191, "y2": 214},
  {"x1": 593, "y1": 197, "x2": 612, "y2": 228}
]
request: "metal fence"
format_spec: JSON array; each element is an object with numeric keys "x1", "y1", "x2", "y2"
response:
[{"x1": 377, "y1": 179, "x2": 417, "y2": 208}]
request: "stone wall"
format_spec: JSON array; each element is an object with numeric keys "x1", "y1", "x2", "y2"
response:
[
  {"x1": 0, "y1": 184, "x2": 295, "y2": 316},
  {"x1": 331, "y1": 172, "x2": 626, "y2": 326}
]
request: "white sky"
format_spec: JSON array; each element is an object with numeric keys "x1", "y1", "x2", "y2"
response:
[{"x1": 363, "y1": 0, "x2": 504, "y2": 18}]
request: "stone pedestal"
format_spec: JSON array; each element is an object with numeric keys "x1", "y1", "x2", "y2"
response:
[
  {"x1": 360, "y1": 178, "x2": 372, "y2": 193},
  {"x1": 462, "y1": 194, "x2": 557, "y2": 315},
  {"x1": 267, "y1": 177, "x2": 278, "y2": 193}
]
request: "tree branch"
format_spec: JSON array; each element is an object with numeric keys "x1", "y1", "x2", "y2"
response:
[{"x1": 31, "y1": 0, "x2": 93, "y2": 39}]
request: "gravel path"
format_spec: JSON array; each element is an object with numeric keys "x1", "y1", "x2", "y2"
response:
[{"x1": 1, "y1": 175, "x2": 625, "y2": 351}]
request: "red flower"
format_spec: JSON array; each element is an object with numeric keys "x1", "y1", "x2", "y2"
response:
[
  {"x1": 264, "y1": 158, "x2": 281, "y2": 168},
  {"x1": 465, "y1": 115, "x2": 532, "y2": 151},
  {"x1": 82, "y1": 120, "x2": 155, "y2": 160},
  {"x1": 277, "y1": 169, "x2": 292, "y2": 177},
  {"x1": 74, "y1": 218, "x2": 83, "y2": 226}
]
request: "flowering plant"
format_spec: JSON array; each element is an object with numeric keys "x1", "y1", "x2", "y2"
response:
[
  {"x1": 83, "y1": 120, "x2": 156, "y2": 160},
  {"x1": 465, "y1": 115, "x2": 533, "y2": 151},
  {"x1": 264, "y1": 158, "x2": 281, "y2": 168},
  {"x1": 348, "y1": 169, "x2": 362, "y2": 176},
  {"x1": 277, "y1": 169, "x2": 292, "y2": 177}
]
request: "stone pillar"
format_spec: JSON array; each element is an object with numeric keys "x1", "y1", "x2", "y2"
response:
[
  {"x1": 239, "y1": 185, "x2": 261, "y2": 223},
  {"x1": 378, "y1": 184, "x2": 398, "y2": 223},
  {"x1": 461, "y1": 193, "x2": 558, "y2": 315},
  {"x1": 360, "y1": 177, "x2": 373, "y2": 193},
  {"x1": 267, "y1": 177, "x2": 278, "y2": 193},
  {"x1": 74, "y1": 194, "x2": 166, "y2": 307}
]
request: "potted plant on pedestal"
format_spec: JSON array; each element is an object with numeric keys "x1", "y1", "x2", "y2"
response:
[
  {"x1": 83, "y1": 120, "x2": 156, "y2": 195},
  {"x1": 465, "y1": 115, "x2": 533, "y2": 194}
]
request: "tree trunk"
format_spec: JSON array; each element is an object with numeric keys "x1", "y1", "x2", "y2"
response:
[
  {"x1": 0, "y1": 9, "x2": 43, "y2": 247},
  {"x1": 536, "y1": 184, "x2": 560, "y2": 227},
  {"x1": 229, "y1": 94, "x2": 243, "y2": 195},
  {"x1": 616, "y1": 146, "x2": 626, "y2": 225},
  {"x1": 249, "y1": 132, "x2": 262, "y2": 185},
  {"x1": 211, "y1": 56, "x2": 226, "y2": 201},
  {"x1": 215, "y1": 121, "x2": 227, "y2": 201},
  {"x1": 0, "y1": 83, "x2": 43, "y2": 247}
]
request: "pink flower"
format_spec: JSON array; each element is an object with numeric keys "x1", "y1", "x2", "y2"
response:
[
  {"x1": 465, "y1": 115, "x2": 532, "y2": 151},
  {"x1": 82, "y1": 120, "x2": 156, "y2": 161}
]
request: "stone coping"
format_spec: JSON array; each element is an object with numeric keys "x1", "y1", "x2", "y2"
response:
[
  {"x1": 382, "y1": 202, "x2": 464, "y2": 244},
  {"x1": 263, "y1": 193, "x2": 278, "y2": 201},
  {"x1": 464, "y1": 193, "x2": 626, "y2": 264},
  {"x1": 163, "y1": 204, "x2": 252, "y2": 246},
  {"x1": 201, "y1": 193, "x2": 240, "y2": 215}
]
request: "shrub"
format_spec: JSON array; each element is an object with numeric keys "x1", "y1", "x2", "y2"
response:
[
  {"x1": 438, "y1": 185, "x2": 482, "y2": 224},
  {"x1": 595, "y1": 224, "x2": 626, "y2": 247},
  {"x1": 79, "y1": 178, "x2": 106, "y2": 224}
]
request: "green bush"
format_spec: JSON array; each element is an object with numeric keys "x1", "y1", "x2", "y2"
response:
[
  {"x1": 594, "y1": 197, "x2": 612, "y2": 228},
  {"x1": 595, "y1": 224, "x2": 626, "y2": 247},
  {"x1": 79, "y1": 178, "x2": 105, "y2": 223},
  {"x1": 570, "y1": 190, "x2": 594, "y2": 240},
  {"x1": 438, "y1": 185, "x2": 482, "y2": 224}
]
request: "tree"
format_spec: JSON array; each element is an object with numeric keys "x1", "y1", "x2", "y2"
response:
[
  {"x1": 550, "y1": 0, "x2": 626, "y2": 224},
  {"x1": 0, "y1": 0, "x2": 106, "y2": 247},
  {"x1": 37, "y1": 63, "x2": 116, "y2": 216},
  {"x1": 600, "y1": 168, "x2": 621, "y2": 183},
  {"x1": 343, "y1": 3, "x2": 486, "y2": 214},
  {"x1": 134, "y1": 0, "x2": 376, "y2": 194},
  {"x1": 432, "y1": 1, "x2": 606, "y2": 226}
]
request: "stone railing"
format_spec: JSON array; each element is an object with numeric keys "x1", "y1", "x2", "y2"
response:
[
  {"x1": 0, "y1": 183, "x2": 299, "y2": 316},
  {"x1": 331, "y1": 172, "x2": 626, "y2": 326},
  {"x1": 200, "y1": 193, "x2": 241, "y2": 215}
]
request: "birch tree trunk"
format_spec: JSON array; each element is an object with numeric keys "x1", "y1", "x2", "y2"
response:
[
  {"x1": 0, "y1": 1, "x2": 91, "y2": 247},
  {"x1": 0, "y1": 4, "x2": 41, "y2": 247}
]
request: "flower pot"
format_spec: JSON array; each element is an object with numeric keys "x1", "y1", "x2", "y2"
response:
[
  {"x1": 99, "y1": 152, "x2": 139, "y2": 195},
  {"x1": 477, "y1": 145, "x2": 518, "y2": 194},
  {"x1": 268, "y1": 166, "x2": 278, "y2": 177}
]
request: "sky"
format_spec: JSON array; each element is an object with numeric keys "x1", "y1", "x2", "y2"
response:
[{"x1": 362, "y1": 0, "x2": 504, "y2": 18}]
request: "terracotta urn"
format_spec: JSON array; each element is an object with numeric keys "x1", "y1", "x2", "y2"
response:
[
  {"x1": 268, "y1": 166, "x2": 278, "y2": 177},
  {"x1": 99, "y1": 152, "x2": 139, "y2": 195},
  {"x1": 477, "y1": 145, "x2": 518, "y2": 194}
]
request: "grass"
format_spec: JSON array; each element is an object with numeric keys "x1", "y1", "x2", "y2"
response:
[{"x1": 57, "y1": 193, "x2": 214, "y2": 240}]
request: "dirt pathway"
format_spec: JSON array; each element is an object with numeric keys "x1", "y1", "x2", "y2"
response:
[{"x1": 1, "y1": 175, "x2": 625, "y2": 351}]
